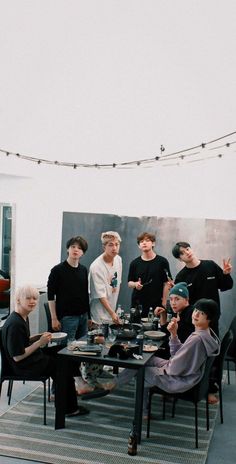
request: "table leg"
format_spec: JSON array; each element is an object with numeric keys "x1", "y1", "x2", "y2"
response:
[
  {"x1": 55, "y1": 358, "x2": 67, "y2": 429},
  {"x1": 134, "y1": 366, "x2": 144, "y2": 444}
]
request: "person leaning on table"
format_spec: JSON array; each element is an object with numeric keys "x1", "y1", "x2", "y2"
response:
[{"x1": 1, "y1": 285, "x2": 89, "y2": 417}]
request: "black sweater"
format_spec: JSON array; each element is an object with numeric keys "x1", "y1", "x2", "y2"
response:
[
  {"x1": 47, "y1": 260, "x2": 90, "y2": 320},
  {"x1": 175, "y1": 259, "x2": 233, "y2": 318}
]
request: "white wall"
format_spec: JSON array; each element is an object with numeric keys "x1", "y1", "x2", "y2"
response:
[{"x1": 0, "y1": 0, "x2": 236, "y2": 288}]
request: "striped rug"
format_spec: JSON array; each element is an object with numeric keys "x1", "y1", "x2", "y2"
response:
[{"x1": 0, "y1": 382, "x2": 219, "y2": 464}]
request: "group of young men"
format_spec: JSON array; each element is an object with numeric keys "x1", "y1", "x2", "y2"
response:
[
  {"x1": 47, "y1": 231, "x2": 233, "y2": 338},
  {"x1": 1, "y1": 230, "x2": 234, "y2": 415}
]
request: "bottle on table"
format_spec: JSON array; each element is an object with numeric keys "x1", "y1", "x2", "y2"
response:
[
  {"x1": 148, "y1": 306, "x2": 154, "y2": 323},
  {"x1": 152, "y1": 317, "x2": 160, "y2": 331},
  {"x1": 117, "y1": 304, "x2": 122, "y2": 318},
  {"x1": 130, "y1": 307, "x2": 136, "y2": 323},
  {"x1": 127, "y1": 422, "x2": 137, "y2": 456},
  {"x1": 133, "y1": 306, "x2": 141, "y2": 323},
  {"x1": 136, "y1": 334, "x2": 144, "y2": 355}
]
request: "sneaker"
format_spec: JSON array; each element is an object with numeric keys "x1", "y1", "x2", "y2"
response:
[
  {"x1": 102, "y1": 381, "x2": 116, "y2": 392},
  {"x1": 208, "y1": 393, "x2": 219, "y2": 405},
  {"x1": 66, "y1": 405, "x2": 90, "y2": 417}
]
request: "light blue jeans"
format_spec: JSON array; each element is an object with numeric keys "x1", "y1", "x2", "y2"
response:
[{"x1": 61, "y1": 313, "x2": 88, "y2": 342}]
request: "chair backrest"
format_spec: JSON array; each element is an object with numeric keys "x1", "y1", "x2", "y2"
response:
[
  {"x1": 179, "y1": 356, "x2": 215, "y2": 402},
  {"x1": 227, "y1": 316, "x2": 236, "y2": 357},
  {"x1": 44, "y1": 302, "x2": 53, "y2": 332},
  {"x1": 216, "y1": 329, "x2": 233, "y2": 382},
  {"x1": 0, "y1": 329, "x2": 14, "y2": 379}
]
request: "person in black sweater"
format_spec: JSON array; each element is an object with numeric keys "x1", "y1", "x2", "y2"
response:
[
  {"x1": 172, "y1": 242, "x2": 233, "y2": 335},
  {"x1": 128, "y1": 232, "x2": 172, "y2": 317},
  {"x1": 47, "y1": 236, "x2": 90, "y2": 341},
  {"x1": 1, "y1": 285, "x2": 89, "y2": 416},
  {"x1": 154, "y1": 282, "x2": 194, "y2": 359}
]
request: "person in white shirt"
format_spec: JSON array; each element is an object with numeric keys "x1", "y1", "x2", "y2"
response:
[
  {"x1": 89, "y1": 231, "x2": 122, "y2": 324},
  {"x1": 77, "y1": 231, "x2": 122, "y2": 395}
]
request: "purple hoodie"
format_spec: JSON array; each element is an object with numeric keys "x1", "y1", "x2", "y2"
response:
[{"x1": 145, "y1": 328, "x2": 220, "y2": 393}]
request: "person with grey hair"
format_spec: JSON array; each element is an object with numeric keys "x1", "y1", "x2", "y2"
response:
[
  {"x1": 75, "y1": 232, "x2": 122, "y2": 395},
  {"x1": 1, "y1": 285, "x2": 89, "y2": 417},
  {"x1": 89, "y1": 231, "x2": 122, "y2": 324}
]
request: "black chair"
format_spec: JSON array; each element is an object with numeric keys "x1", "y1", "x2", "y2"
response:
[
  {"x1": 146, "y1": 356, "x2": 215, "y2": 448},
  {"x1": 213, "y1": 329, "x2": 233, "y2": 423},
  {"x1": 225, "y1": 316, "x2": 236, "y2": 385},
  {"x1": 0, "y1": 330, "x2": 50, "y2": 425},
  {"x1": 44, "y1": 302, "x2": 53, "y2": 332}
]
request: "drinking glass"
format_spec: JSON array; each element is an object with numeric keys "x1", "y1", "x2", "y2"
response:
[{"x1": 107, "y1": 328, "x2": 117, "y2": 343}]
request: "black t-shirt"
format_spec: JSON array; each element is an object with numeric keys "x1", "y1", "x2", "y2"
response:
[
  {"x1": 175, "y1": 260, "x2": 233, "y2": 317},
  {"x1": 1, "y1": 312, "x2": 48, "y2": 376},
  {"x1": 159, "y1": 305, "x2": 195, "y2": 359},
  {"x1": 128, "y1": 255, "x2": 172, "y2": 316},
  {"x1": 47, "y1": 260, "x2": 90, "y2": 320}
]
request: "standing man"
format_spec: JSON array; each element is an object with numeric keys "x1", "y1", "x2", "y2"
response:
[
  {"x1": 89, "y1": 231, "x2": 122, "y2": 324},
  {"x1": 128, "y1": 232, "x2": 172, "y2": 317},
  {"x1": 47, "y1": 236, "x2": 90, "y2": 340},
  {"x1": 172, "y1": 241, "x2": 233, "y2": 334}
]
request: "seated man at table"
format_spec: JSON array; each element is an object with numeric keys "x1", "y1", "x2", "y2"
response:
[
  {"x1": 1, "y1": 285, "x2": 89, "y2": 417},
  {"x1": 154, "y1": 282, "x2": 194, "y2": 358},
  {"x1": 105, "y1": 299, "x2": 220, "y2": 416}
]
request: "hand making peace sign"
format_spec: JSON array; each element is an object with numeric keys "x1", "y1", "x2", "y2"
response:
[{"x1": 223, "y1": 258, "x2": 232, "y2": 274}]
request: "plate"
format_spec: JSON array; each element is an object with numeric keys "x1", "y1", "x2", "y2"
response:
[
  {"x1": 141, "y1": 318, "x2": 149, "y2": 322},
  {"x1": 51, "y1": 332, "x2": 67, "y2": 340},
  {"x1": 143, "y1": 344, "x2": 158, "y2": 352},
  {"x1": 144, "y1": 330, "x2": 166, "y2": 340}
]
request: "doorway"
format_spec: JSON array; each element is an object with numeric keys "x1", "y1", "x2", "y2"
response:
[{"x1": 0, "y1": 205, "x2": 12, "y2": 320}]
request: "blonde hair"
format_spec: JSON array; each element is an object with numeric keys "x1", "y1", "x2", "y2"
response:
[
  {"x1": 101, "y1": 231, "x2": 122, "y2": 245},
  {"x1": 15, "y1": 285, "x2": 39, "y2": 302}
]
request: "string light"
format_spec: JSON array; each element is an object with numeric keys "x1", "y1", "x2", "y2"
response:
[{"x1": 0, "y1": 130, "x2": 235, "y2": 170}]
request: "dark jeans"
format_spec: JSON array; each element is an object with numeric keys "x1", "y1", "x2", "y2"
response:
[{"x1": 41, "y1": 345, "x2": 80, "y2": 414}]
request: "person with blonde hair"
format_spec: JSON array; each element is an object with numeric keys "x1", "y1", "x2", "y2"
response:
[{"x1": 1, "y1": 285, "x2": 89, "y2": 417}]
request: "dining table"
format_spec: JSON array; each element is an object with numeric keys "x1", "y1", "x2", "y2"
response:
[{"x1": 55, "y1": 340, "x2": 163, "y2": 443}]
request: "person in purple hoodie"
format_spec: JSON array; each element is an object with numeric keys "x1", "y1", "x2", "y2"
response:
[{"x1": 105, "y1": 298, "x2": 220, "y2": 415}]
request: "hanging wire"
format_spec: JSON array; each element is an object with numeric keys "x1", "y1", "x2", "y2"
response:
[{"x1": 0, "y1": 130, "x2": 236, "y2": 170}]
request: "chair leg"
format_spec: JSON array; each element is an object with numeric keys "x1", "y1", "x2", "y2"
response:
[
  {"x1": 219, "y1": 383, "x2": 223, "y2": 424},
  {"x1": 43, "y1": 381, "x2": 47, "y2": 425},
  {"x1": 162, "y1": 396, "x2": 166, "y2": 420},
  {"x1": 206, "y1": 397, "x2": 210, "y2": 430},
  {"x1": 47, "y1": 377, "x2": 51, "y2": 403},
  {"x1": 146, "y1": 390, "x2": 152, "y2": 438},
  {"x1": 227, "y1": 360, "x2": 230, "y2": 385},
  {"x1": 172, "y1": 398, "x2": 177, "y2": 418},
  {"x1": 194, "y1": 403, "x2": 198, "y2": 449},
  {"x1": 8, "y1": 380, "x2": 13, "y2": 405}
]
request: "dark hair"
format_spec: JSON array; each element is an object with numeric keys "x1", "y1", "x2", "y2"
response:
[
  {"x1": 172, "y1": 241, "x2": 191, "y2": 259},
  {"x1": 137, "y1": 232, "x2": 156, "y2": 245},
  {"x1": 66, "y1": 236, "x2": 88, "y2": 253},
  {"x1": 194, "y1": 298, "x2": 218, "y2": 326}
]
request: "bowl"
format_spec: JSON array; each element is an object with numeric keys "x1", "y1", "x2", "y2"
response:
[
  {"x1": 144, "y1": 330, "x2": 166, "y2": 340},
  {"x1": 142, "y1": 322, "x2": 153, "y2": 331}
]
